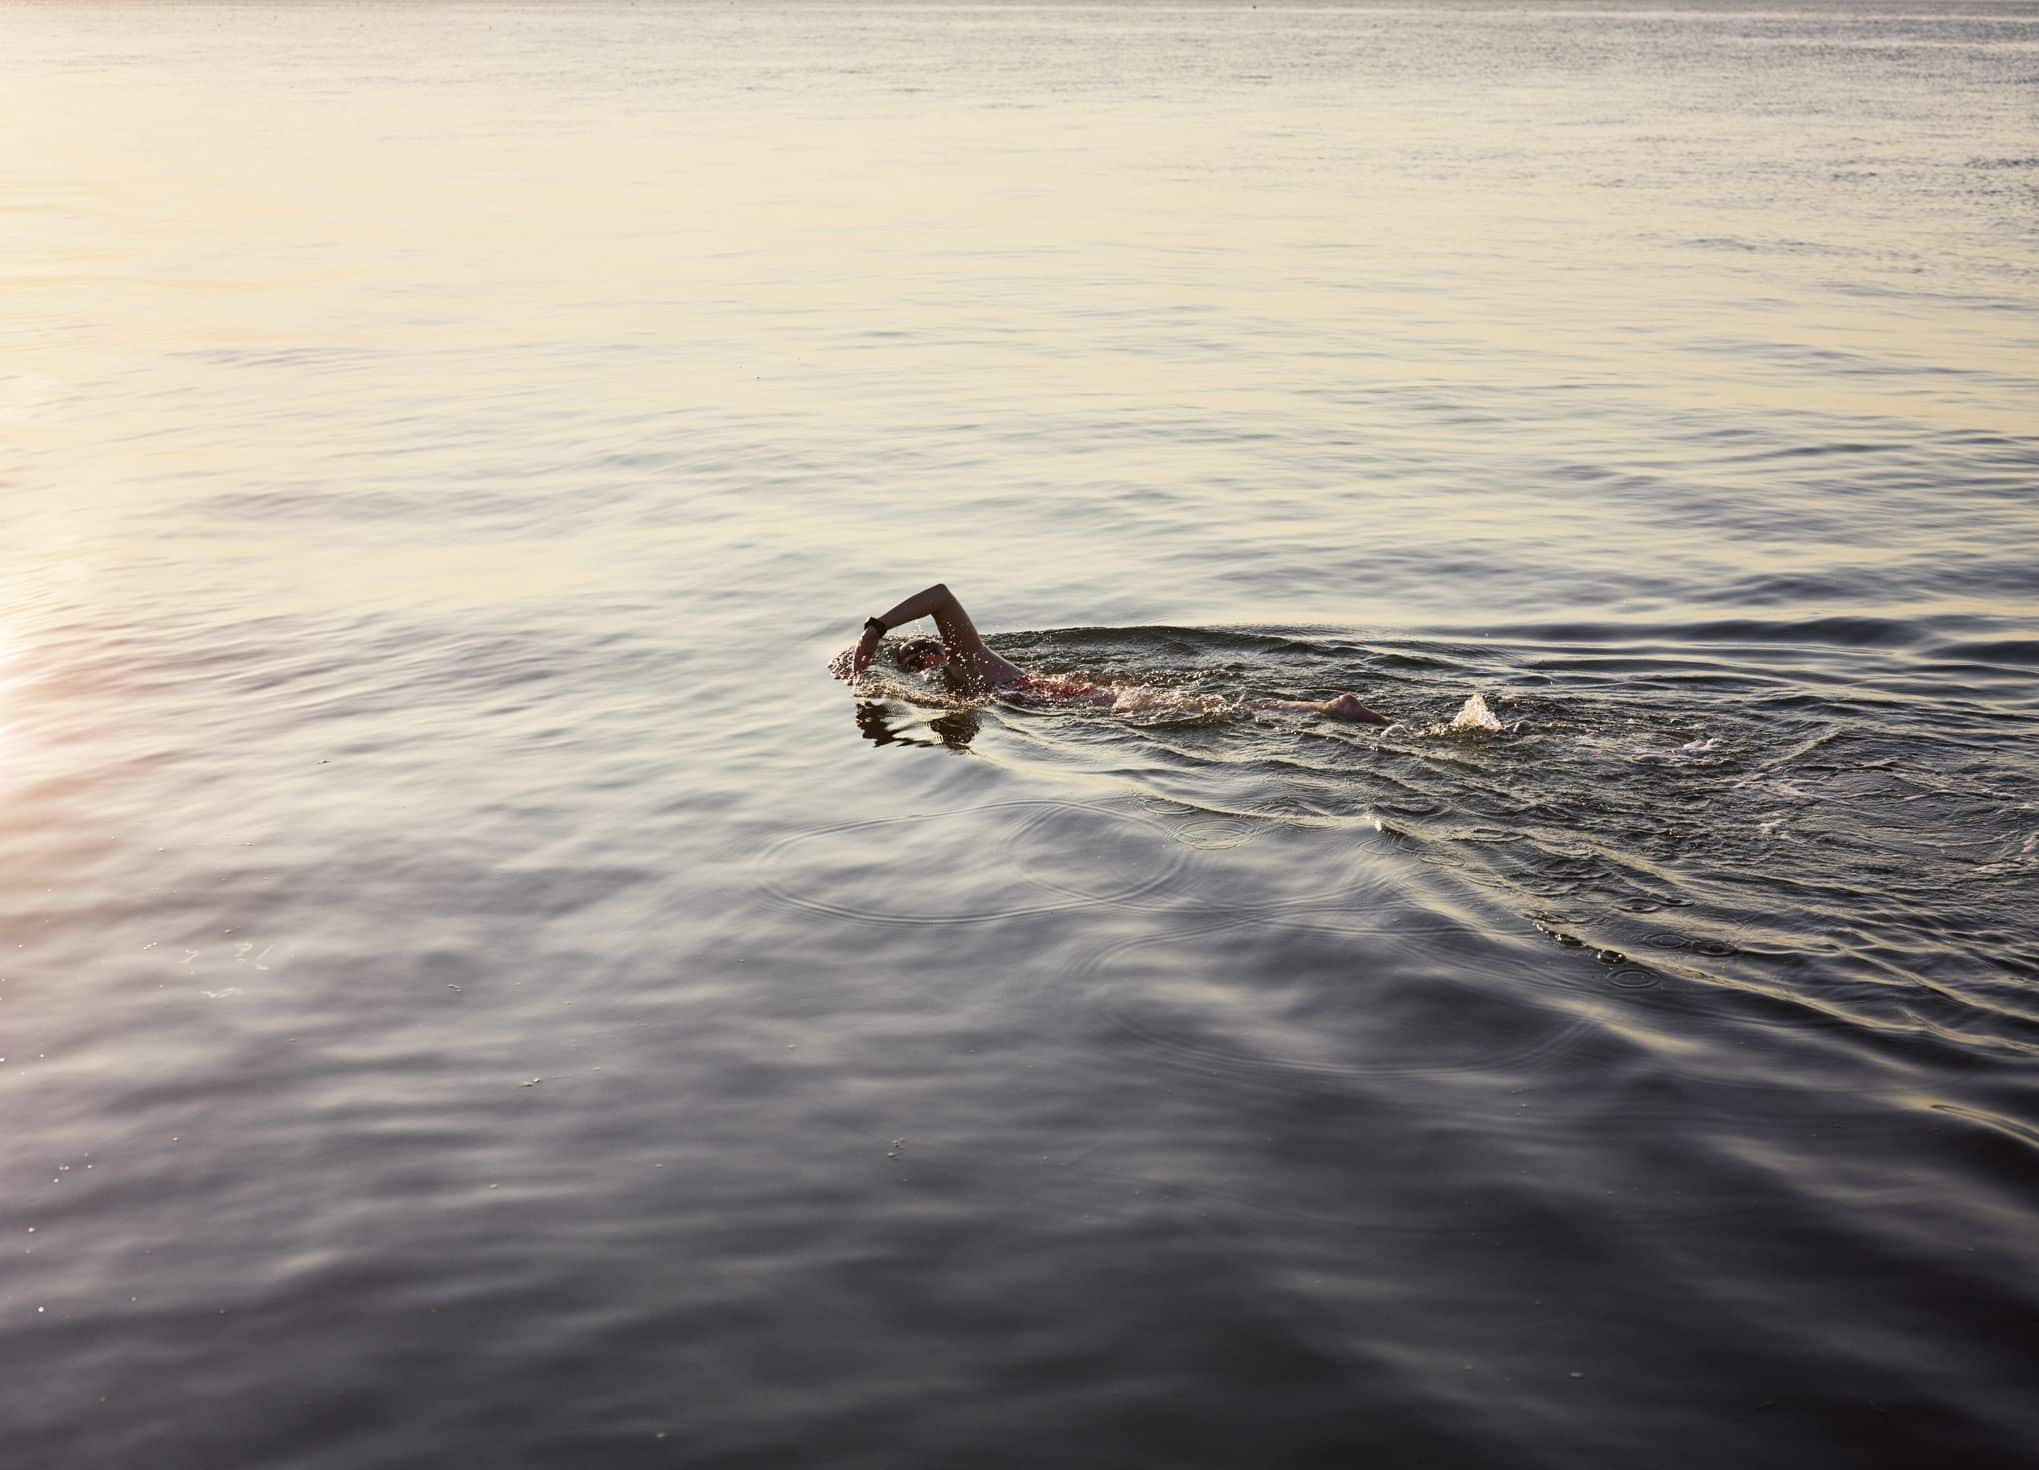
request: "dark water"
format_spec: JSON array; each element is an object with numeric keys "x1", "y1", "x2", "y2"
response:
[{"x1": 3, "y1": 1, "x2": 2037, "y2": 1465}]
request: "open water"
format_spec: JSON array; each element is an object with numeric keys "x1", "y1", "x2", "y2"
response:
[{"x1": 3, "y1": 2, "x2": 2037, "y2": 1465}]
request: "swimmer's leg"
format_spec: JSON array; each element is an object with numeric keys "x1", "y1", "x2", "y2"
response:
[
  {"x1": 1260, "y1": 694, "x2": 1392, "y2": 725},
  {"x1": 1324, "y1": 693, "x2": 1392, "y2": 725}
]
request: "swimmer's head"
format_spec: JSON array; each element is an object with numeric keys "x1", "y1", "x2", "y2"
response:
[{"x1": 891, "y1": 636, "x2": 949, "y2": 674}]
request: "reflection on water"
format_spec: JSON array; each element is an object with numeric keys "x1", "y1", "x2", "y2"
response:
[
  {"x1": 3, "y1": 1, "x2": 2037, "y2": 1466},
  {"x1": 854, "y1": 699, "x2": 982, "y2": 752}
]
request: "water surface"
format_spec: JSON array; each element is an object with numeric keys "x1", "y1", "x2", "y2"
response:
[{"x1": 2, "y1": 2, "x2": 2036, "y2": 1465}]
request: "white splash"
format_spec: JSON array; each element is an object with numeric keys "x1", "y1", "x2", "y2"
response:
[
  {"x1": 1636, "y1": 736, "x2": 1719, "y2": 766},
  {"x1": 1448, "y1": 692, "x2": 1502, "y2": 733},
  {"x1": 1108, "y1": 685, "x2": 1236, "y2": 725}
]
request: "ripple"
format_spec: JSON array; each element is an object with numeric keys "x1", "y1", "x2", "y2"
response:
[
  {"x1": 1166, "y1": 814, "x2": 1260, "y2": 850},
  {"x1": 758, "y1": 801, "x2": 1184, "y2": 924},
  {"x1": 1076, "y1": 920, "x2": 1590, "y2": 1087}
]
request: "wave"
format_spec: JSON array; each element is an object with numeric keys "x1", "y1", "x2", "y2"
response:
[{"x1": 828, "y1": 623, "x2": 2039, "y2": 1068}]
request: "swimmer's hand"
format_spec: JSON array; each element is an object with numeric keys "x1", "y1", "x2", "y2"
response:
[
  {"x1": 851, "y1": 623, "x2": 884, "y2": 676},
  {"x1": 830, "y1": 625, "x2": 884, "y2": 681}
]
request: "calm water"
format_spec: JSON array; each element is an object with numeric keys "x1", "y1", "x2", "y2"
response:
[{"x1": 4, "y1": 2, "x2": 2037, "y2": 1464}]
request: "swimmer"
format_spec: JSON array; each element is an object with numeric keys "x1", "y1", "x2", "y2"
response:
[{"x1": 838, "y1": 583, "x2": 1392, "y2": 724}]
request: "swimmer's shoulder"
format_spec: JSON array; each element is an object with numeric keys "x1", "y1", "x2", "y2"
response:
[{"x1": 976, "y1": 649, "x2": 1028, "y2": 688}]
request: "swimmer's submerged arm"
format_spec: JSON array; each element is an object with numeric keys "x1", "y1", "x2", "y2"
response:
[{"x1": 853, "y1": 583, "x2": 989, "y2": 672}]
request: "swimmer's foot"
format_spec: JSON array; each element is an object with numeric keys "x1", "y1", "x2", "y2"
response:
[{"x1": 1323, "y1": 693, "x2": 1392, "y2": 725}]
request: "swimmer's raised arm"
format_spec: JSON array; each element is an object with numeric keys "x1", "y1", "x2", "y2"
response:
[
  {"x1": 852, "y1": 583, "x2": 989, "y2": 673},
  {"x1": 841, "y1": 588, "x2": 1384, "y2": 715}
]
